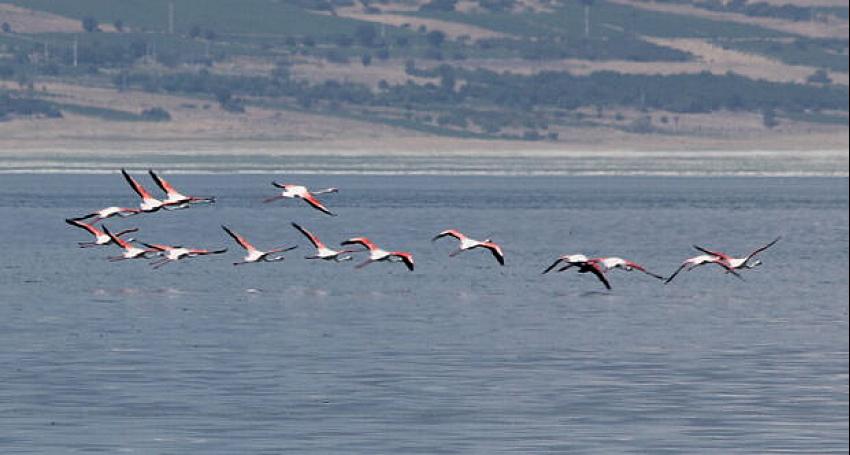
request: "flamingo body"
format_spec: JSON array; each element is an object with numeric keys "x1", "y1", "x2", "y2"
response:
[
  {"x1": 341, "y1": 237, "x2": 414, "y2": 271},
  {"x1": 266, "y1": 182, "x2": 338, "y2": 216},
  {"x1": 432, "y1": 229, "x2": 505, "y2": 266}
]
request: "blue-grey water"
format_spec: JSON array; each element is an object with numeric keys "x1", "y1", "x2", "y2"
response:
[{"x1": 1, "y1": 174, "x2": 847, "y2": 454}]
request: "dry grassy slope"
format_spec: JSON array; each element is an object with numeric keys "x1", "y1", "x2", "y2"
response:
[
  {"x1": 0, "y1": 1, "x2": 847, "y2": 153},
  {"x1": 608, "y1": 0, "x2": 848, "y2": 39},
  {"x1": 0, "y1": 3, "x2": 118, "y2": 33}
]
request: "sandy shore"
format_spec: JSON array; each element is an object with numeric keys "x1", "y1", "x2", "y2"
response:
[{"x1": 1, "y1": 139, "x2": 846, "y2": 175}]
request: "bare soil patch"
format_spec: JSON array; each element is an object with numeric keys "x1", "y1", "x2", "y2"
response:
[
  {"x1": 331, "y1": 6, "x2": 507, "y2": 39},
  {"x1": 608, "y1": 0, "x2": 848, "y2": 39}
]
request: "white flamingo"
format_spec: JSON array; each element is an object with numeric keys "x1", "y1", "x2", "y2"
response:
[
  {"x1": 148, "y1": 170, "x2": 215, "y2": 207},
  {"x1": 264, "y1": 182, "x2": 338, "y2": 216},
  {"x1": 65, "y1": 218, "x2": 137, "y2": 248},
  {"x1": 665, "y1": 254, "x2": 742, "y2": 284},
  {"x1": 432, "y1": 229, "x2": 505, "y2": 266},
  {"x1": 102, "y1": 225, "x2": 158, "y2": 261},
  {"x1": 291, "y1": 222, "x2": 354, "y2": 262},
  {"x1": 144, "y1": 243, "x2": 228, "y2": 269},
  {"x1": 542, "y1": 254, "x2": 590, "y2": 274},
  {"x1": 73, "y1": 206, "x2": 141, "y2": 224},
  {"x1": 542, "y1": 254, "x2": 611, "y2": 289},
  {"x1": 121, "y1": 168, "x2": 168, "y2": 212},
  {"x1": 692, "y1": 236, "x2": 781, "y2": 271},
  {"x1": 340, "y1": 237, "x2": 414, "y2": 271},
  {"x1": 587, "y1": 257, "x2": 665, "y2": 280},
  {"x1": 221, "y1": 225, "x2": 297, "y2": 265}
]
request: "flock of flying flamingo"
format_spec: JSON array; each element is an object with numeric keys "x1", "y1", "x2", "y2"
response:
[{"x1": 64, "y1": 169, "x2": 781, "y2": 290}]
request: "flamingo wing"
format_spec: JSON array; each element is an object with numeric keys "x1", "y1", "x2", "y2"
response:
[
  {"x1": 692, "y1": 245, "x2": 731, "y2": 261},
  {"x1": 586, "y1": 262, "x2": 612, "y2": 290},
  {"x1": 478, "y1": 242, "x2": 505, "y2": 266},
  {"x1": 65, "y1": 218, "x2": 101, "y2": 237},
  {"x1": 301, "y1": 193, "x2": 336, "y2": 216},
  {"x1": 713, "y1": 261, "x2": 745, "y2": 280},
  {"x1": 341, "y1": 237, "x2": 378, "y2": 251},
  {"x1": 391, "y1": 252, "x2": 415, "y2": 271},
  {"x1": 664, "y1": 263, "x2": 689, "y2": 284},
  {"x1": 189, "y1": 248, "x2": 228, "y2": 256},
  {"x1": 745, "y1": 236, "x2": 782, "y2": 262},
  {"x1": 291, "y1": 222, "x2": 325, "y2": 249},
  {"x1": 121, "y1": 168, "x2": 155, "y2": 200},
  {"x1": 626, "y1": 260, "x2": 665, "y2": 280},
  {"x1": 148, "y1": 170, "x2": 181, "y2": 197},
  {"x1": 542, "y1": 257, "x2": 567, "y2": 274},
  {"x1": 102, "y1": 225, "x2": 131, "y2": 249},
  {"x1": 221, "y1": 225, "x2": 256, "y2": 251},
  {"x1": 432, "y1": 229, "x2": 464, "y2": 242},
  {"x1": 142, "y1": 243, "x2": 172, "y2": 252}
]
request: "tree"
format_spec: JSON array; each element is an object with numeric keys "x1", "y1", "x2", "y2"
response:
[
  {"x1": 761, "y1": 108, "x2": 779, "y2": 129},
  {"x1": 426, "y1": 30, "x2": 446, "y2": 48},
  {"x1": 1, "y1": 22, "x2": 11, "y2": 33},
  {"x1": 361, "y1": 53, "x2": 372, "y2": 66},
  {"x1": 189, "y1": 25, "x2": 201, "y2": 39},
  {"x1": 420, "y1": 0, "x2": 457, "y2": 11},
  {"x1": 82, "y1": 16, "x2": 99, "y2": 33},
  {"x1": 113, "y1": 19, "x2": 124, "y2": 32},
  {"x1": 806, "y1": 68, "x2": 831, "y2": 85},
  {"x1": 355, "y1": 24, "x2": 377, "y2": 47},
  {"x1": 141, "y1": 107, "x2": 171, "y2": 121}
]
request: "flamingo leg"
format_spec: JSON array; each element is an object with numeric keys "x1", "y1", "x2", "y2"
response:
[
  {"x1": 150, "y1": 259, "x2": 172, "y2": 269},
  {"x1": 263, "y1": 195, "x2": 286, "y2": 203},
  {"x1": 355, "y1": 259, "x2": 374, "y2": 269}
]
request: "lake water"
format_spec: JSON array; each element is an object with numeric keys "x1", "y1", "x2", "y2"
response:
[{"x1": 0, "y1": 174, "x2": 847, "y2": 453}]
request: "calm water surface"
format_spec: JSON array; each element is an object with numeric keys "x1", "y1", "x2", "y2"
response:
[{"x1": 0, "y1": 174, "x2": 847, "y2": 454}]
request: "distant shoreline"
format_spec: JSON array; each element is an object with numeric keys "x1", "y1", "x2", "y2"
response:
[{"x1": 0, "y1": 144, "x2": 846, "y2": 176}]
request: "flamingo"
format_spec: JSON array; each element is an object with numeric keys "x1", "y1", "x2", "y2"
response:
[
  {"x1": 102, "y1": 225, "x2": 158, "y2": 261},
  {"x1": 664, "y1": 254, "x2": 743, "y2": 284},
  {"x1": 340, "y1": 237, "x2": 414, "y2": 271},
  {"x1": 692, "y1": 237, "x2": 782, "y2": 271},
  {"x1": 542, "y1": 254, "x2": 590, "y2": 274},
  {"x1": 143, "y1": 243, "x2": 227, "y2": 269},
  {"x1": 65, "y1": 218, "x2": 137, "y2": 248},
  {"x1": 264, "y1": 182, "x2": 338, "y2": 216},
  {"x1": 291, "y1": 222, "x2": 354, "y2": 262},
  {"x1": 432, "y1": 229, "x2": 505, "y2": 266},
  {"x1": 541, "y1": 254, "x2": 611, "y2": 289},
  {"x1": 221, "y1": 225, "x2": 297, "y2": 265},
  {"x1": 148, "y1": 170, "x2": 215, "y2": 207},
  {"x1": 121, "y1": 168, "x2": 168, "y2": 212},
  {"x1": 73, "y1": 206, "x2": 141, "y2": 224},
  {"x1": 586, "y1": 257, "x2": 665, "y2": 280}
]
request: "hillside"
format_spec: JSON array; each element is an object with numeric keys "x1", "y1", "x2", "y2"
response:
[{"x1": 0, "y1": 0, "x2": 847, "y2": 157}]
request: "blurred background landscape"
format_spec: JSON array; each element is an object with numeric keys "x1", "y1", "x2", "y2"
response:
[{"x1": 0, "y1": 0, "x2": 847, "y2": 158}]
